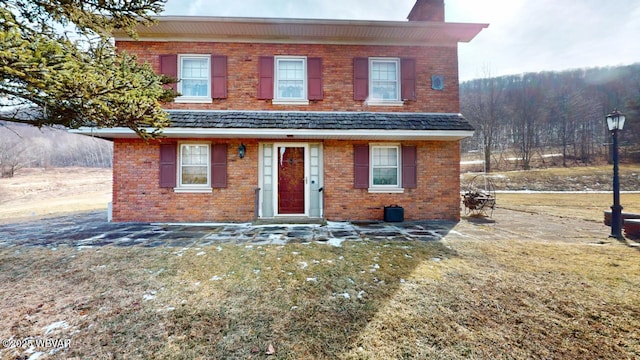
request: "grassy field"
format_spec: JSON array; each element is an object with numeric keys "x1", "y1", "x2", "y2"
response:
[
  {"x1": 1, "y1": 167, "x2": 640, "y2": 359},
  {"x1": 1, "y1": 229, "x2": 639, "y2": 359}
]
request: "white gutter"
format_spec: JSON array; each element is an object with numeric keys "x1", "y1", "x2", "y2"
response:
[{"x1": 70, "y1": 127, "x2": 474, "y2": 141}]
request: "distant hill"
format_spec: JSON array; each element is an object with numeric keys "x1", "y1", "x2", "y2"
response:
[
  {"x1": 460, "y1": 63, "x2": 640, "y2": 171},
  {"x1": 0, "y1": 121, "x2": 112, "y2": 171}
]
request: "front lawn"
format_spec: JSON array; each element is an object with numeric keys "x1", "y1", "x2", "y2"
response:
[{"x1": 1, "y1": 226, "x2": 639, "y2": 359}]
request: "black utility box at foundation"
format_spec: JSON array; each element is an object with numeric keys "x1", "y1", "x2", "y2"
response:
[{"x1": 384, "y1": 205, "x2": 404, "y2": 222}]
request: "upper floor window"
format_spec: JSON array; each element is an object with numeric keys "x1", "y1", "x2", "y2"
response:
[
  {"x1": 275, "y1": 56, "x2": 307, "y2": 104},
  {"x1": 258, "y1": 56, "x2": 322, "y2": 103},
  {"x1": 369, "y1": 58, "x2": 400, "y2": 102},
  {"x1": 353, "y1": 57, "x2": 415, "y2": 106},
  {"x1": 178, "y1": 55, "x2": 211, "y2": 101}
]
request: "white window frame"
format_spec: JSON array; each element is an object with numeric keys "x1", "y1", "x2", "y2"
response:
[
  {"x1": 176, "y1": 54, "x2": 212, "y2": 103},
  {"x1": 367, "y1": 57, "x2": 403, "y2": 107},
  {"x1": 369, "y1": 144, "x2": 404, "y2": 193},
  {"x1": 273, "y1": 56, "x2": 309, "y2": 105},
  {"x1": 176, "y1": 143, "x2": 212, "y2": 193}
]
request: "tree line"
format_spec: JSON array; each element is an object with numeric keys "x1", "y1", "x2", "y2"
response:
[
  {"x1": 460, "y1": 63, "x2": 640, "y2": 172},
  {"x1": 0, "y1": 122, "x2": 112, "y2": 177}
]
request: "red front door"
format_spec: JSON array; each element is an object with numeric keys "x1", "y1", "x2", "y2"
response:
[{"x1": 278, "y1": 147, "x2": 305, "y2": 214}]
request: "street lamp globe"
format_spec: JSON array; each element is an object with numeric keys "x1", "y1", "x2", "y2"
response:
[{"x1": 606, "y1": 109, "x2": 626, "y2": 131}]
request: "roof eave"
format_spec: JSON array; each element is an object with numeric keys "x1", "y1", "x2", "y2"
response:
[
  {"x1": 114, "y1": 16, "x2": 488, "y2": 45},
  {"x1": 70, "y1": 127, "x2": 474, "y2": 141}
]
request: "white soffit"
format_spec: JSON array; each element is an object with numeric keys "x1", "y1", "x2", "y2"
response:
[
  {"x1": 115, "y1": 16, "x2": 488, "y2": 46},
  {"x1": 70, "y1": 127, "x2": 474, "y2": 141}
]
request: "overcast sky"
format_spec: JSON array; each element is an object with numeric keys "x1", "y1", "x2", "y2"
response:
[{"x1": 162, "y1": 0, "x2": 640, "y2": 82}]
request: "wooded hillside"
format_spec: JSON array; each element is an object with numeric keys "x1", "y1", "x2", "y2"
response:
[
  {"x1": 461, "y1": 63, "x2": 640, "y2": 171},
  {"x1": 0, "y1": 122, "x2": 112, "y2": 177}
]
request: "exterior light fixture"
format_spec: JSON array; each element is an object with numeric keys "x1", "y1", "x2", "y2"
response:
[
  {"x1": 605, "y1": 109, "x2": 626, "y2": 239},
  {"x1": 238, "y1": 143, "x2": 246, "y2": 159}
]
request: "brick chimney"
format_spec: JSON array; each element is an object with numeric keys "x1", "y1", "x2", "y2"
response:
[{"x1": 407, "y1": 0, "x2": 445, "y2": 22}]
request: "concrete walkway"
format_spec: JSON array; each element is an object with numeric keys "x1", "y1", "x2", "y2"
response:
[{"x1": 0, "y1": 211, "x2": 458, "y2": 248}]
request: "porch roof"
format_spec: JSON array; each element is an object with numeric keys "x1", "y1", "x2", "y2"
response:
[{"x1": 72, "y1": 110, "x2": 475, "y2": 141}]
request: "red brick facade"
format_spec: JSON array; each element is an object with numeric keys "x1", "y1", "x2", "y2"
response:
[
  {"x1": 112, "y1": 138, "x2": 461, "y2": 222},
  {"x1": 105, "y1": 12, "x2": 480, "y2": 223},
  {"x1": 117, "y1": 41, "x2": 460, "y2": 113}
]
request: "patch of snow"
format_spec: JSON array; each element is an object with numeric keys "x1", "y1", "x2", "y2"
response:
[
  {"x1": 337, "y1": 292, "x2": 350, "y2": 299},
  {"x1": 194, "y1": 281, "x2": 201, "y2": 286},
  {"x1": 306, "y1": 277, "x2": 317, "y2": 282},
  {"x1": 210, "y1": 275, "x2": 223, "y2": 281},
  {"x1": 43, "y1": 321, "x2": 69, "y2": 335},
  {"x1": 299, "y1": 261, "x2": 308, "y2": 269},
  {"x1": 253, "y1": 269, "x2": 261, "y2": 275},
  {"x1": 196, "y1": 251, "x2": 206, "y2": 256},
  {"x1": 400, "y1": 278, "x2": 406, "y2": 283},
  {"x1": 430, "y1": 257, "x2": 442, "y2": 262},
  {"x1": 216, "y1": 246, "x2": 223, "y2": 252},
  {"x1": 357, "y1": 291, "x2": 366, "y2": 300},
  {"x1": 460, "y1": 159, "x2": 484, "y2": 165},
  {"x1": 327, "y1": 238, "x2": 345, "y2": 247},
  {"x1": 143, "y1": 291, "x2": 157, "y2": 301},
  {"x1": 28, "y1": 352, "x2": 45, "y2": 360},
  {"x1": 291, "y1": 306, "x2": 299, "y2": 311}
]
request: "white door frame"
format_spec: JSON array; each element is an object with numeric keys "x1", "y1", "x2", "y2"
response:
[{"x1": 272, "y1": 142, "x2": 310, "y2": 217}]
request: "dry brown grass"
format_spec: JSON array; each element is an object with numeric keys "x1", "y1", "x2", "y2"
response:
[
  {"x1": 462, "y1": 165, "x2": 640, "y2": 192},
  {"x1": 2, "y1": 167, "x2": 640, "y2": 358},
  {"x1": 497, "y1": 192, "x2": 640, "y2": 222},
  {"x1": 0, "y1": 167, "x2": 111, "y2": 221},
  {"x1": 2, "y1": 214, "x2": 640, "y2": 358}
]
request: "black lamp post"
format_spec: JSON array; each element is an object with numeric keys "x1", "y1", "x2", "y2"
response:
[{"x1": 606, "y1": 109, "x2": 626, "y2": 239}]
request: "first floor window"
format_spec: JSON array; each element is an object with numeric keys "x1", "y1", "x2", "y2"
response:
[
  {"x1": 275, "y1": 56, "x2": 306, "y2": 100},
  {"x1": 179, "y1": 55, "x2": 210, "y2": 99},
  {"x1": 371, "y1": 146, "x2": 399, "y2": 187},
  {"x1": 179, "y1": 144, "x2": 210, "y2": 187},
  {"x1": 370, "y1": 58, "x2": 400, "y2": 101}
]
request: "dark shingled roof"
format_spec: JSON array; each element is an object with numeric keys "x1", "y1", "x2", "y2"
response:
[{"x1": 167, "y1": 110, "x2": 474, "y2": 131}]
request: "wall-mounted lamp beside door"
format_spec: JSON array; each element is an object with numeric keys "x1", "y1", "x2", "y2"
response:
[{"x1": 238, "y1": 143, "x2": 246, "y2": 159}]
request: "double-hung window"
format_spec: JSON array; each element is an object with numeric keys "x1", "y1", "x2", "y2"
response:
[
  {"x1": 369, "y1": 58, "x2": 400, "y2": 102},
  {"x1": 178, "y1": 143, "x2": 211, "y2": 191},
  {"x1": 178, "y1": 55, "x2": 211, "y2": 101},
  {"x1": 274, "y1": 56, "x2": 307, "y2": 104},
  {"x1": 371, "y1": 145, "x2": 400, "y2": 188}
]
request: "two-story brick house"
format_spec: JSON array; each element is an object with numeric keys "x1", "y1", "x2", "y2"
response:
[{"x1": 75, "y1": 0, "x2": 487, "y2": 223}]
